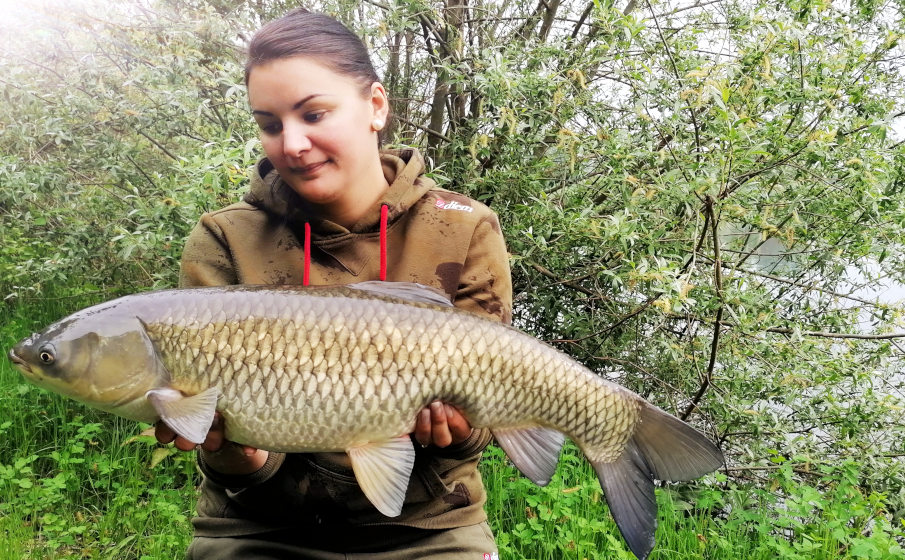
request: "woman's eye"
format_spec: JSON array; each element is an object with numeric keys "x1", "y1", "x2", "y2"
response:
[
  {"x1": 259, "y1": 122, "x2": 282, "y2": 135},
  {"x1": 304, "y1": 111, "x2": 325, "y2": 123}
]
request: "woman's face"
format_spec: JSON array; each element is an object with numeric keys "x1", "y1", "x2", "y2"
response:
[{"x1": 247, "y1": 56, "x2": 388, "y2": 208}]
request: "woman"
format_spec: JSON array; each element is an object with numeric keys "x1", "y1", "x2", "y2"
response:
[{"x1": 155, "y1": 8, "x2": 512, "y2": 559}]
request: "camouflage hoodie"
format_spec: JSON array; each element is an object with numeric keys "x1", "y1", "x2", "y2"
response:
[{"x1": 179, "y1": 148, "x2": 513, "y2": 542}]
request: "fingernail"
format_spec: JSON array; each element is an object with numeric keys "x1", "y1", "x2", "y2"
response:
[{"x1": 431, "y1": 401, "x2": 442, "y2": 413}]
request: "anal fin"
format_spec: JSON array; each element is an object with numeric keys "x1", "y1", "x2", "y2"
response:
[{"x1": 492, "y1": 426, "x2": 565, "y2": 486}]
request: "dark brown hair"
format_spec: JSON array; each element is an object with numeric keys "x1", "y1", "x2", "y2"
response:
[{"x1": 245, "y1": 8, "x2": 380, "y2": 92}]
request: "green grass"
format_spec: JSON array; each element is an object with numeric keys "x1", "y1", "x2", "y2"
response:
[
  {"x1": 2, "y1": 295, "x2": 903, "y2": 559},
  {"x1": 0, "y1": 294, "x2": 197, "y2": 560}
]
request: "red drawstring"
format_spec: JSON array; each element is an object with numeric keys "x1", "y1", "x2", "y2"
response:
[
  {"x1": 379, "y1": 204, "x2": 388, "y2": 281},
  {"x1": 303, "y1": 222, "x2": 311, "y2": 286}
]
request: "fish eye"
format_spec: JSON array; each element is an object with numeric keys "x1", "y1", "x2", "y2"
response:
[{"x1": 38, "y1": 346, "x2": 55, "y2": 365}]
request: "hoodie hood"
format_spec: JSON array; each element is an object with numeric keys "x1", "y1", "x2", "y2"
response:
[{"x1": 243, "y1": 148, "x2": 435, "y2": 239}]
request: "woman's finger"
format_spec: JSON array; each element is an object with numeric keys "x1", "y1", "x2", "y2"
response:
[
  {"x1": 173, "y1": 436, "x2": 198, "y2": 452},
  {"x1": 154, "y1": 421, "x2": 176, "y2": 445},
  {"x1": 430, "y1": 401, "x2": 452, "y2": 448},
  {"x1": 200, "y1": 413, "x2": 225, "y2": 452},
  {"x1": 414, "y1": 407, "x2": 432, "y2": 447},
  {"x1": 444, "y1": 404, "x2": 473, "y2": 444}
]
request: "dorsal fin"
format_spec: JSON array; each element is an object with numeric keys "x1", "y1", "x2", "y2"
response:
[{"x1": 347, "y1": 281, "x2": 454, "y2": 307}]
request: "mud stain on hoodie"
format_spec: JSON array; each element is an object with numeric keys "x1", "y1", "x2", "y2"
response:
[
  {"x1": 435, "y1": 262, "x2": 464, "y2": 299},
  {"x1": 472, "y1": 292, "x2": 505, "y2": 322}
]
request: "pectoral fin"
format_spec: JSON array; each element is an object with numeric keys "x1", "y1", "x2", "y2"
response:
[
  {"x1": 347, "y1": 436, "x2": 416, "y2": 517},
  {"x1": 146, "y1": 387, "x2": 219, "y2": 445},
  {"x1": 491, "y1": 426, "x2": 565, "y2": 485}
]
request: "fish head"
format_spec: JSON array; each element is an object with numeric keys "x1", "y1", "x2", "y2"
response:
[{"x1": 9, "y1": 304, "x2": 168, "y2": 416}]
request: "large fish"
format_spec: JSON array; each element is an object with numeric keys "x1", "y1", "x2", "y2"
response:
[{"x1": 8, "y1": 282, "x2": 722, "y2": 559}]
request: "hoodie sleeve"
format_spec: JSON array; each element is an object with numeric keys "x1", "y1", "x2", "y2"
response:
[
  {"x1": 430, "y1": 424, "x2": 495, "y2": 462},
  {"x1": 453, "y1": 211, "x2": 513, "y2": 325},
  {"x1": 179, "y1": 216, "x2": 239, "y2": 288},
  {"x1": 197, "y1": 447, "x2": 286, "y2": 490}
]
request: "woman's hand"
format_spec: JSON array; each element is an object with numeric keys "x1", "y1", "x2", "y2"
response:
[
  {"x1": 413, "y1": 401, "x2": 474, "y2": 448},
  {"x1": 155, "y1": 412, "x2": 269, "y2": 475}
]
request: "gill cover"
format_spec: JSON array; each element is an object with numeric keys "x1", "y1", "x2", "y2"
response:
[{"x1": 11, "y1": 304, "x2": 172, "y2": 423}]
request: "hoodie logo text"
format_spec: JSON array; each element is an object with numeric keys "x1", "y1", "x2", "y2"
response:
[{"x1": 435, "y1": 198, "x2": 474, "y2": 213}]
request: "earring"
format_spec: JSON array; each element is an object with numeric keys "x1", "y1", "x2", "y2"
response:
[{"x1": 372, "y1": 119, "x2": 384, "y2": 131}]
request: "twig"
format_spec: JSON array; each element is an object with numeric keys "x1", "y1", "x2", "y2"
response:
[
  {"x1": 682, "y1": 197, "x2": 722, "y2": 420},
  {"x1": 136, "y1": 130, "x2": 178, "y2": 161},
  {"x1": 646, "y1": 0, "x2": 701, "y2": 163},
  {"x1": 529, "y1": 263, "x2": 596, "y2": 297},
  {"x1": 658, "y1": 0, "x2": 723, "y2": 17},
  {"x1": 601, "y1": 295, "x2": 661, "y2": 337},
  {"x1": 570, "y1": 3, "x2": 594, "y2": 39},
  {"x1": 125, "y1": 154, "x2": 158, "y2": 190},
  {"x1": 392, "y1": 114, "x2": 450, "y2": 143},
  {"x1": 593, "y1": 356, "x2": 687, "y2": 396},
  {"x1": 759, "y1": 327, "x2": 905, "y2": 340},
  {"x1": 678, "y1": 206, "x2": 711, "y2": 276},
  {"x1": 724, "y1": 465, "x2": 821, "y2": 477},
  {"x1": 706, "y1": 258, "x2": 885, "y2": 308}
]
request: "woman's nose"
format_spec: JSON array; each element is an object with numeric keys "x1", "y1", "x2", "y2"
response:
[{"x1": 282, "y1": 123, "x2": 312, "y2": 157}]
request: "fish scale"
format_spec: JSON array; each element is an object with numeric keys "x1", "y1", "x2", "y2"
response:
[{"x1": 10, "y1": 281, "x2": 723, "y2": 560}]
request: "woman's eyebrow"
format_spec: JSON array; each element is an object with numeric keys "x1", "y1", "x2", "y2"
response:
[{"x1": 252, "y1": 94, "x2": 323, "y2": 116}]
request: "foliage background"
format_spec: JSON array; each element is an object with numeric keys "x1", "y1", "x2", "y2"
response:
[{"x1": 1, "y1": 0, "x2": 905, "y2": 558}]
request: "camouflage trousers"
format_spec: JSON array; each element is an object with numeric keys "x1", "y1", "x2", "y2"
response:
[{"x1": 186, "y1": 521, "x2": 498, "y2": 560}]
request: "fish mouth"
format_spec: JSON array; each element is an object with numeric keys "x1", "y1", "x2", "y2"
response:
[{"x1": 7, "y1": 348, "x2": 31, "y2": 374}]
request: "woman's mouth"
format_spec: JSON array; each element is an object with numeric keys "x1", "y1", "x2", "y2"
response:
[{"x1": 290, "y1": 160, "x2": 329, "y2": 176}]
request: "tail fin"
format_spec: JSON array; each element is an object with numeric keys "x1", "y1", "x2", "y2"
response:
[{"x1": 592, "y1": 403, "x2": 723, "y2": 560}]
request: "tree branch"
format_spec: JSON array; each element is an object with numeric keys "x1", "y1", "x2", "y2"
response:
[
  {"x1": 392, "y1": 114, "x2": 450, "y2": 143},
  {"x1": 646, "y1": 0, "x2": 702, "y2": 163},
  {"x1": 758, "y1": 327, "x2": 905, "y2": 340},
  {"x1": 682, "y1": 197, "x2": 722, "y2": 420},
  {"x1": 136, "y1": 129, "x2": 178, "y2": 161},
  {"x1": 708, "y1": 259, "x2": 886, "y2": 308},
  {"x1": 125, "y1": 154, "x2": 158, "y2": 191},
  {"x1": 529, "y1": 262, "x2": 596, "y2": 297},
  {"x1": 723, "y1": 464, "x2": 821, "y2": 477},
  {"x1": 571, "y1": 3, "x2": 594, "y2": 39},
  {"x1": 592, "y1": 356, "x2": 688, "y2": 398},
  {"x1": 601, "y1": 295, "x2": 661, "y2": 337}
]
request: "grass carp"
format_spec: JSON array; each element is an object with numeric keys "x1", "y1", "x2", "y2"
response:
[{"x1": 9, "y1": 281, "x2": 723, "y2": 559}]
